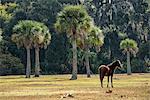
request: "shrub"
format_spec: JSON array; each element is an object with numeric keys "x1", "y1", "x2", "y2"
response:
[
  {"x1": 131, "y1": 58, "x2": 147, "y2": 73},
  {"x1": 0, "y1": 53, "x2": 24, "y2": 75}
]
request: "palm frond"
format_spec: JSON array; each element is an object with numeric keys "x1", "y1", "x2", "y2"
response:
[{"x1": 120, "y1": 38, "x2": 138, "y2": 55}]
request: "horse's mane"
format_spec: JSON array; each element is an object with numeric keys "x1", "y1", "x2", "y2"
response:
[
  {"x1": 107, "y1": 61, "x2": 115, "y2": 67},
  {"x1": 107, "y1": 60, "x2": 121, "y2": 67}
]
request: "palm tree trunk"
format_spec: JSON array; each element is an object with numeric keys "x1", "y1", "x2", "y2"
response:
[
  {"x1": 108, "y1": 39, "x2": 111, "y2": 60},
  {"x1": 35, "y1": 47, "x2": 40, "y2": 77},
  {"x1": 85, "y1": 46, "x2": 91, "y2": 78},
  {"x1": 127, "y1": 51, "x2": 131, "y2": 75},
  {"x1": 26, "y1": 47, "x2": 31, "y2": 78},
  {"x1": 70, "y1": 38, "x2": 77, "y2": 80},
  {"x1": 149, "y1": 44, "x2": 150, "y2": 60}
]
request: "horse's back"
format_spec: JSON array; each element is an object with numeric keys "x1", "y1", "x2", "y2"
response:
[
  {"x1": 98, "y1": 65, "x2": 110, "y2": 76},
  {"x1": 99, "y1": 65, "x2": 110, "y2": 71}
]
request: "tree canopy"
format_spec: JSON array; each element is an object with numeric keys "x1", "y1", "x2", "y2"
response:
[{"x1": 0, "y1": 0, "x2": 149, "y2": 75}]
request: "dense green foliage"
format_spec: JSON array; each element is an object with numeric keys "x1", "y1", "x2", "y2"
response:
[
  {"x1": 0, "y1": 0, "x2": 150, "y2": 75},
  {"x1": 0, "y1": 53, "x2": 24, "y2": 75}
]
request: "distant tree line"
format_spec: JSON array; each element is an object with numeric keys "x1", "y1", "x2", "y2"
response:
[{"x1": 0, "y1": 0, "x2": 149, "y2": 78}]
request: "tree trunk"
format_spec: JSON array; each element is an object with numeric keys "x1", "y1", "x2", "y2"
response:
[
  {"x1": 85, "y1": 47, "x2": 91, "y2": 78},
  {"x1": 70, "y1": 38, "x2": 77, "y2": 80},
  {"x1": 108, "y1": 39, "x2": 111, "y2": 60},
  {"x1": 149, "y1": 43, "x2": 150, "y2": 60},
  {"x1": 127, "y1": 51, "x2": 131, "y2": 75},
  {"x1": 35, "y1": 47, "x2": 40, "y2": 77},
  {"x1": 26, "y1": 47, "x2": 31, "y2": 78}
]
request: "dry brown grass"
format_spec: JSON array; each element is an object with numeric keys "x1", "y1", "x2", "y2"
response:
[{"x1": 0, "y1": 73, "x2": 150, "y2": 100}]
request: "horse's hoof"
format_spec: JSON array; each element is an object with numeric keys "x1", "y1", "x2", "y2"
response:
[{"x1": 106, "y1": 90, "x2": 112, "y2": 93}]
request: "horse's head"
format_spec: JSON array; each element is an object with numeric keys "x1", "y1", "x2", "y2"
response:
[{"x1": 115, "y1": 60, "x2": 122, "y2": 69}]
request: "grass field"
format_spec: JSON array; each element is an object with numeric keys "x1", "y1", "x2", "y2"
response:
[{"x1": 0, "y1": 74, "x2": 149, "y2": 100}]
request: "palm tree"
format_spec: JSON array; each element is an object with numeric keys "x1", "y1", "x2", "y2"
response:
[
  {"x1": 32, "y1": 23, "x2": 51, "y2": 77},
  {"x1": 0, "y1": 28, "x2": 2, "y2": 53},
  {"x1": 0, "y1": 28, "x2": 2, "y2": 42},
  {"x1": 120, "y1": 38, "x2": 138, "y2": 75},
  {"x1": 85, "y1": 26, "x2": 104, "y2": 77},
  {"x1": 12, "y1": 20, "x2": 35, "y2": 78},
  {"x1": 78, "y1": 26, "x2": 104, "y2": 77},
  {"x1": 55, "y1": 5, "x2": 93, "y2": 80}
]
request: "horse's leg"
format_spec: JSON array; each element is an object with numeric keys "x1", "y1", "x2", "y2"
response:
[
  {"x1": 107, "y1": 75, "x2": 109, "y2": 88},
  {"x1": 99, "y1": 68, "x2": 104, "y2": 88},
  {"x1": 111, "y1": 75, "x2": 113, "y2": 88},
  {"x1": 99, "y1": 73, "x2": 104, "y2": 88},
  {"x1": 100, "y1": 76, "x2": 104, "y2": 88}
]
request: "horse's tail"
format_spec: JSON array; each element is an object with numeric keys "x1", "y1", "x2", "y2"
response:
[
  {"x1": 98, "y1": 66, "x2": 101, "y2": 80},
  {"x1": 98, "y1": 66, "x2": 105, "y2": 88}
]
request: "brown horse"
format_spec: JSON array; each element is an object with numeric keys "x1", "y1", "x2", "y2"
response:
[{"x1": 98, "y1": 60, "x2": 122, "y2": 88}]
